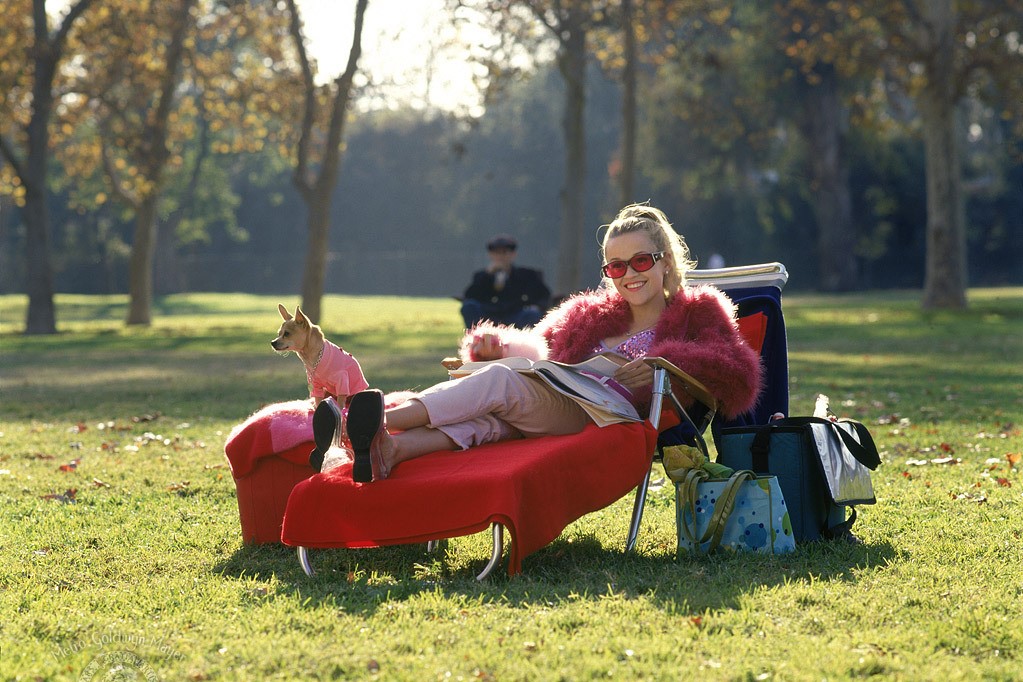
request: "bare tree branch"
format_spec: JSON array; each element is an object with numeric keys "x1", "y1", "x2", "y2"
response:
[
  {"x1": 283, "y1": 0, "x2": 318, "y2": 199},
  {"x1": 53, "y1": 0, "x2": 96, "y2": 52},
  {"x1": 0, "y1": 134, "x2": 25, "y2": 180},
  {"x1": 319, "y1": 0, "x2": 368, "y2": 194}
]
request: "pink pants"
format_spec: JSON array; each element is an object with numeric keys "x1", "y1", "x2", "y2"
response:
[{"x1": 415, "y1": 364, "x2": 591, "y2": 450}]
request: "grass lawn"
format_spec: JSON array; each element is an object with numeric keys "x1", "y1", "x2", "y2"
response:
[{"x1": 1, "y1": 289, "x2": 1021, "y2": 681}]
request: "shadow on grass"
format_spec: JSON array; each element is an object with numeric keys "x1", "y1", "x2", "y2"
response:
[{"x1": 213, "y1": 530, "x2": 901, "y2": 617}]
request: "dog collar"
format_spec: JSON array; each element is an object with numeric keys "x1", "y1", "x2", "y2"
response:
[{"x1": 306, "y1": 343, "x2": 326, "y2": 382}]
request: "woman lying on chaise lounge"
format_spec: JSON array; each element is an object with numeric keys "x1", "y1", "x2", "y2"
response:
[{"x1": 322, "y1": 202, "x2": 763, "y2": 483}]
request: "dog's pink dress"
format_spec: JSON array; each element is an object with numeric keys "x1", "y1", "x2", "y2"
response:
[{"x1": 307, "y1": 341, "x2": 369, "y2": 402}]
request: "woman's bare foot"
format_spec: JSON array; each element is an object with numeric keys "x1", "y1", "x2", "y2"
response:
[{"x1": 370, "y1": 428, "x2": 394, "y2": 481}]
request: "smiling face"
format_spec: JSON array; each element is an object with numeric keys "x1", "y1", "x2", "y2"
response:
[{"x1": 603, "y1": 231, "x2": 670, "y2": 310}]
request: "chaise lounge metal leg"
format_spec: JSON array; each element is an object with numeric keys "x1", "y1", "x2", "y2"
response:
[
  {"x1": 299, "y1": 534, "x2": 502, "y2": 580},
  {"x1": 297, "y1": 546, "x2": 315, "y2": 577},
  {"x1": 475, "y1": 523, "x2": 504, "y2": 581},
  {"x1": 626, "y1": 469, "x2": 653, "y2": 553},
  {"x1": 626, "y1": 365, "x2": 669, "y2": 553}
]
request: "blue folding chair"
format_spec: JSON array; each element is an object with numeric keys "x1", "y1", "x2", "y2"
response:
[{"x1": 628, "y1": 263, "x2": 790, "y2": 544}]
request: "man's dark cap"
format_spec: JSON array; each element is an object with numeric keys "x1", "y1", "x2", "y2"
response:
[{"x1": 487, "y1": 234, "x2": 518, "y2": 251}]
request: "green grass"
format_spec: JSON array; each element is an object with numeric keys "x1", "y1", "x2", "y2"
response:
[{"x1": 1, "y1": 289, "x2": 1021, "y2": 681}]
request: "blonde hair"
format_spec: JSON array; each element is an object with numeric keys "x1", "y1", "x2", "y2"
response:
[{"x1": 600, "y1": 203, "x2": 695, "y2": 298}]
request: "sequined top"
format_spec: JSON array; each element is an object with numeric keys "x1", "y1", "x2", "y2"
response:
[{"x1": 593, "y1": 327, "x2": 657, "y2": 360}]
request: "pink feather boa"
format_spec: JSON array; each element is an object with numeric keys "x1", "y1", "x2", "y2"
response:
[{"x1": 460, "y1": 285, "x2": 763, "y2": 419}]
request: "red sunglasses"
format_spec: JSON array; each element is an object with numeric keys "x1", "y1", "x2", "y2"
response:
[{"x1": 601, "y1": 251, "x2": 665, "y2": 279}]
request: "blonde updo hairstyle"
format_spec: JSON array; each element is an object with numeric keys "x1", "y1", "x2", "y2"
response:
[{"x1": 600, "y1": 203, "x2": 695, "y2": 299}]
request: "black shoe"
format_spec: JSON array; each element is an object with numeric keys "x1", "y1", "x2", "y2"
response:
[
  {"x1": 309, "y1": 398, "x2": 342, "y2": 472},
  {"x1": 346, "y1": 389, "x2": 385, "y2": 483}
]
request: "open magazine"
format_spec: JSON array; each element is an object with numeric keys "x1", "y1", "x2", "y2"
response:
[{"x1": 449, "y1": 353, "x2": 641, "y2": 427}]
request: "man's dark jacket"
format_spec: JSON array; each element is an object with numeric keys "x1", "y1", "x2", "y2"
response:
[{"x1": 462, "y1": 266, "x2": 551, "y2": 314}]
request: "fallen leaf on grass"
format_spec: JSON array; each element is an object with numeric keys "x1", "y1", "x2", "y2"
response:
[
  {"x1": 1007, "y1": 453, "x2": 1021, "y2": 468},
  {"x1": 92, "y1": 478, "x2": 111, "y2": 488},
  {"x1": 41, "y1": 488, "x2": 78, "y2": 504},
  {"x1": 905, "y1": 457, "x2": 960, "y2": 467},
  {"x1": 951, "y1": 490, "x2": 987, "y2": 504},
  {"x1": 132, "y1": 412, "x2": 161, "y2": 423},
  {"x1": 96, "y1": 420, "x2": 132, "y2": 432},
  {"x1": 58, "y1": 458, "x2": 81, "y2": 473},
  {"x1": 996, "y1": 478, "x2": 1012, "y2": 488},
  {"x1": 166, "y1": 481, "x2": 191, "y2": 492}
]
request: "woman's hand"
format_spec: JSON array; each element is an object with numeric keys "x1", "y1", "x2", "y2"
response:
[
  {"x1": 613, "y1": 358, "x2": 654, "y2": 391},
  {"x1": 470, "y1": 333, "x2": 505, "y2": 361}
]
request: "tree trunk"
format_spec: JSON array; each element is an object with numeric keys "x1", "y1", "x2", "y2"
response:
[
  {"x1": 801, "y1": 66, "x2": 858, "y2": 292},
  {"x1": 0, "y1": 194, "x2": 14, "y2": 292},
  {"x1": 8, "y1": 0, "x2": 96, "y2": 333},
  {"x1": 121, "y1": 0, "x2": 194, "y2": 326},
  {"x1": 919, "y1": 93, "x2": 967, "y2": 310},
  {"x1": 555, "y1": 11, "x2": 587, "y2": 297},
  {"x1": 21, "y1": 2, "x2": 59, "y2": 334},
  {"x1": 919, "y1": 0, "x2": 968, "y2": 310},
  {"x1": 618, "y1": 0, "x2": 636, "y2": 208},
  {"x1": 126, "y1": 196, "x2": 159, "y2": 325},
  {"x1": 287, "y1": 0, "x2": 367, "y2": 321},
  {"x1": 300, "y1": 199, "x2": 331, "y2": 323},
  {"x1": 23, "y1": 147, "x2": 57, "y2": 334}
]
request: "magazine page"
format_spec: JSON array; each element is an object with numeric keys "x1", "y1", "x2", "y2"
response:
[
  {"x1": 538, "y1": 352, "x2": 628, "y2": 379},
  {"x1": 449, "y1": 353, "x2": 626, "y2": 380},
  {"x1": 447, "y1": 356, "x2": 535, "y2": 378},
  {"x1": 531, "y1": 367, "x2": 640, "y2": 424}
]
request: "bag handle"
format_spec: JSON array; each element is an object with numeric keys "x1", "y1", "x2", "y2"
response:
[
  {"x1": 678, "y1": 469, "x2": 756, "y2": 551},
  {"x1": 776, "y1": 416, "x2": 881, "y2": 470}
]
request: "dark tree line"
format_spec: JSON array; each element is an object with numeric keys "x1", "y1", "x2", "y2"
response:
[
  {"x1": 2, "y1": 0, "x2": 1021, "y2": 333},
  {"x1": 4, "y1": 60, "x2": 1019, "y2": 301}
]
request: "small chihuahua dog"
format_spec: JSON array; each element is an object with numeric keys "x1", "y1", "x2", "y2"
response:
[
  {"x1": 271, "y1": 303, "x2": 369, "y2": 406},
  {"x1": 271, "y1": 304, "x2": 369, "y2": 471}
]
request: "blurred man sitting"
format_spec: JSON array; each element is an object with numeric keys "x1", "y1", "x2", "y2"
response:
[{"x1": 460, "y1": 234, "x2": 551, "y2": 329}]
